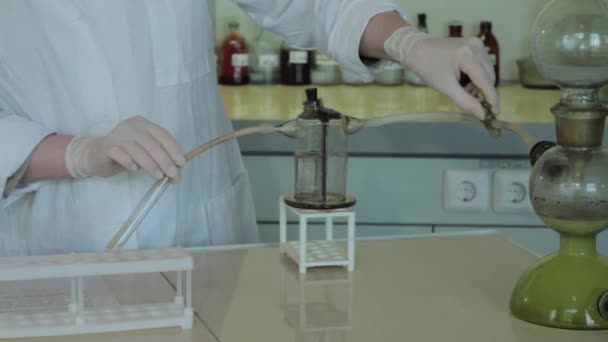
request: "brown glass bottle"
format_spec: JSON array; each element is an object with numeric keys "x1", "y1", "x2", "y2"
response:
[
  {"x1": 479, "y1": 21, "x2": 500, "y2": 87},
  {"x1": 417, "y1": 14, "x2": 428, "y2": 33},
  {"x1": 459, "y1": 21, "x2": 500, "y2": 88},
  {"x1": 448, "y1": 22, "x2": 463, "y2": 38},
  {"x1": 449, "y1": 22, "x2": 471, "y2": 87},
  {"x1": 219, "y1": 21, "x2": 250, "y2": 85},
  {"x1": 280, "y1": 43, "x2": 313, "y2": 85}
]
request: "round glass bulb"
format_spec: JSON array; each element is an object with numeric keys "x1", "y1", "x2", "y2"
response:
[{"x1": 532, "y1": 0, "x2": 608, "y2": 89}]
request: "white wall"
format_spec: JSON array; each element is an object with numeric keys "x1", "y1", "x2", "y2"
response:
[{"x1": 215, "y1": 0, "x2": 553, "y2": 82}]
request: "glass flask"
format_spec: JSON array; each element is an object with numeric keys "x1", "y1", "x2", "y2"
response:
[
  {"x1": 283, "y1": 88, "x2": 356, "y2": 210},
  {"x1": 532, "y1": 0, "x2": 608, "y2": 89},
  {"x1": 510, "y1": 0, "x2": 608, "y2": 330},
  {"x1": 530, "y1": 146, "x2": 608, "y2": 231}
]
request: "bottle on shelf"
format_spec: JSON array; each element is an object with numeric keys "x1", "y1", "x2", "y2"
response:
[
  {"x1": 458, "y1": 21, "x2": 500, "y2": 88},
  {"x1": 280, "y1": 42, "x2": 313, "y2": 85},
  {"x1": 448, "y1": 21, "x2": 472, "y2": 87},
  {"x1": 479, "y1": 21, "x2": 500, "y2": 87},
  {"x1": 417, "y1": 13, "x2": 428, "y2": 33},
  {"x1": 219, "y1": 20, "x2": 250, "y2": 85},
  {"x1": 404, "y1": 13, "x2": 428, "y2": 86},
  {"x1": 311, "y1": 52, "x2": 341, "y2": 85},
  {"x1": 448, "y1": 21, "x2": 463, "y2": 37},
  {"x1": 375, "y1": 61, "x2": 404, "y2": 86},
  {"x1": 250, "y1": 30, "x2": 280, "y2": 84}
]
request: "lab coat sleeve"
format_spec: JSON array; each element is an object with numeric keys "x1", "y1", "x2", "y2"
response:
[
  {"x1": 0, "y1": 113, "x2": 53, "y2": 206},
  {"x1": 0, "y1": 65, "x2": 54, "y2": 207},
  {"x1": 234, "y1": 0, "x2": 406, "y2": 82}
]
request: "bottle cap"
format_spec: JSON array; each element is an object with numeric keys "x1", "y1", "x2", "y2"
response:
[
  {"x1": 480, "y1": 21, "x2": 492, "y2": 32},
  {"x1": 448, "y1": 20, "x2": 463, "y2": 26},
  {"x1": 418, "y1": 13, "x2": 427, "y2": 26},
  {"x1": 305, "y1": 88, "x2": 318, "y2": 102}
]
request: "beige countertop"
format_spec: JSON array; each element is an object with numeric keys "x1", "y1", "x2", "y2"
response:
[
  {"x1": 221, "y1": 84, "x2": 561, "y2": 123},
  {"x1": 167, "y1": 234, "x2": 608, "y2": 342},
  {"x1": 8, "y1": 235, "x2": 608, "y2": 341}
]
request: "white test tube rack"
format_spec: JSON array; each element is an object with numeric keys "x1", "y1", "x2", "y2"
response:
[
  {"x1": 279, "y1": 196, "x2": 356, "y2": 274},
  {"x1": 0, "y1": 248, "x2": 193, "y2": 338}
]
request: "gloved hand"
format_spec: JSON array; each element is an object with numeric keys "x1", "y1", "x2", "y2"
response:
[
  {"x1": 65, "y1": 116, "x2": 186, "y2": 180},
  {"x1": 384, "y1": 26, "x2": 499, "y2": 119}
]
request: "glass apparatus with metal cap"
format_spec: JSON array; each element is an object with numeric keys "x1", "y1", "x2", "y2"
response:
[
  {"x1": 510, "y1": 0, "x2": 608, "y2": 329},
  {"x1": 281, "y1": 88, "x2": 357, "y2": 210}
]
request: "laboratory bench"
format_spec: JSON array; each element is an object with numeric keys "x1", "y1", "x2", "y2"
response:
[
  {"x1": 224, "y1": 83, "x2": 608, "y2": 156},
  {"x1": 225, "y1": 83, "x2": 563, "y2": 157},
  {"x1": 11, "y1": 233, "x2": 608, "y2": 341},
  {"x1": 223, "y1": 83, "x2": 608, "y2": 256},
  {"x1": 221, "y1": 84, "x2": 562, "y2": 123}
]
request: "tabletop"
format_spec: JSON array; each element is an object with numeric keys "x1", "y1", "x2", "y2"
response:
[{"x1": 166, "y1": 234, "x2": 608, "y2": 342}]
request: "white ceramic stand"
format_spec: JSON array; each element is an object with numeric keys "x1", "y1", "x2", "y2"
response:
[
  {"x1": 0, "y1": 248, "x2": 193, "y2": 338},
  {"x1": 279, "y1": 196, "x2": 356, "y2": 273}
]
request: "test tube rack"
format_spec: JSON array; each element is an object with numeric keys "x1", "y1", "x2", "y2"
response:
[
  {"x1": 0, "y1": 248, "x2": 193, "y2": 338},
  {"x1": 279, "y1": 197, "x2": 356, "y2": 273}
]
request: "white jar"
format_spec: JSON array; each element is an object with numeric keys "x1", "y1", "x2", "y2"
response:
[{"x1": 375, "y1": 62, "x2": 404, "y2": 86}]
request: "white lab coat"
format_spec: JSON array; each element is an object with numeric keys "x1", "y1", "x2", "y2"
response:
[{"x1": 0, "y1": 0, "x2": 401, "y2": 255}]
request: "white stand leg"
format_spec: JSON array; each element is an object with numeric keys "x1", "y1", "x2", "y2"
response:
[
  {"x1": 347, "y1": 272, "x2": 353, "y2": 326},
  {"x1": 175, "y1": 271, "x2": 184, "y2": 305},
  {"x1": 280, "y1": 197, "x2": 287, "y2": 251},
  {"x1": 299, "y1": 215, "x2": 307, "y2": 274},
  {"x1": 325, "y1": 216, "x2": 333, "y2": 241},
  {"x1": 69, "y1": 278, "x2": 77, "y2": 312},
  {"x1": 347, "y1": 212, "x2": 355, "y2": 272},
  {"x1": 299, "y1": 275, "x2": 306, "y2": 329},
  {"x1": 76, "y1": 277, "x2": 84, "y2": 324},
  {"x1": 186, "y1": 270, "x2": 192, "y2": 310},
  {"x1": 182, "y1": 270, "x2": 193, "y2": 329}
]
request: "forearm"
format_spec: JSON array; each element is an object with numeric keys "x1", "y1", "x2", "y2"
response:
[
  {"x1": 23, "y1": 134, "x2": 73, "y2": 183},
  {"x1": 359, "y1": 11, "x2": 409, "y2": 60}
]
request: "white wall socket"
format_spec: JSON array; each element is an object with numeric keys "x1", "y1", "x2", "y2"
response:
[
  {"x1": 443, "y1": 170, "x2": 490, "y2": 212},
  {"x1": 492, "y1": 169, "x2": 534, "y2": 214}
]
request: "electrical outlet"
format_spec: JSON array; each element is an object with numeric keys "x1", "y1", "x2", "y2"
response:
[
  {"x1": 492, "y1": 169, "x2": 534, "y2": 214},
  {"x1": 443, "y1": 170, "x2": 490, "y2": 212}
]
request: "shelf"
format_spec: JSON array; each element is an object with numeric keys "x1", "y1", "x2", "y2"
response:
[{"x1": 220, "y1": 84, "x2": 561, "y2": 123}]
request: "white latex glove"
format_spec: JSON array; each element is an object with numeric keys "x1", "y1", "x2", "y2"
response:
[
  {"x1": 384, "y1": 26, "x2": 499, "y2": 119},
  {"x1": 65, "y1": 116, "x2": 186, "y2": 180}
]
